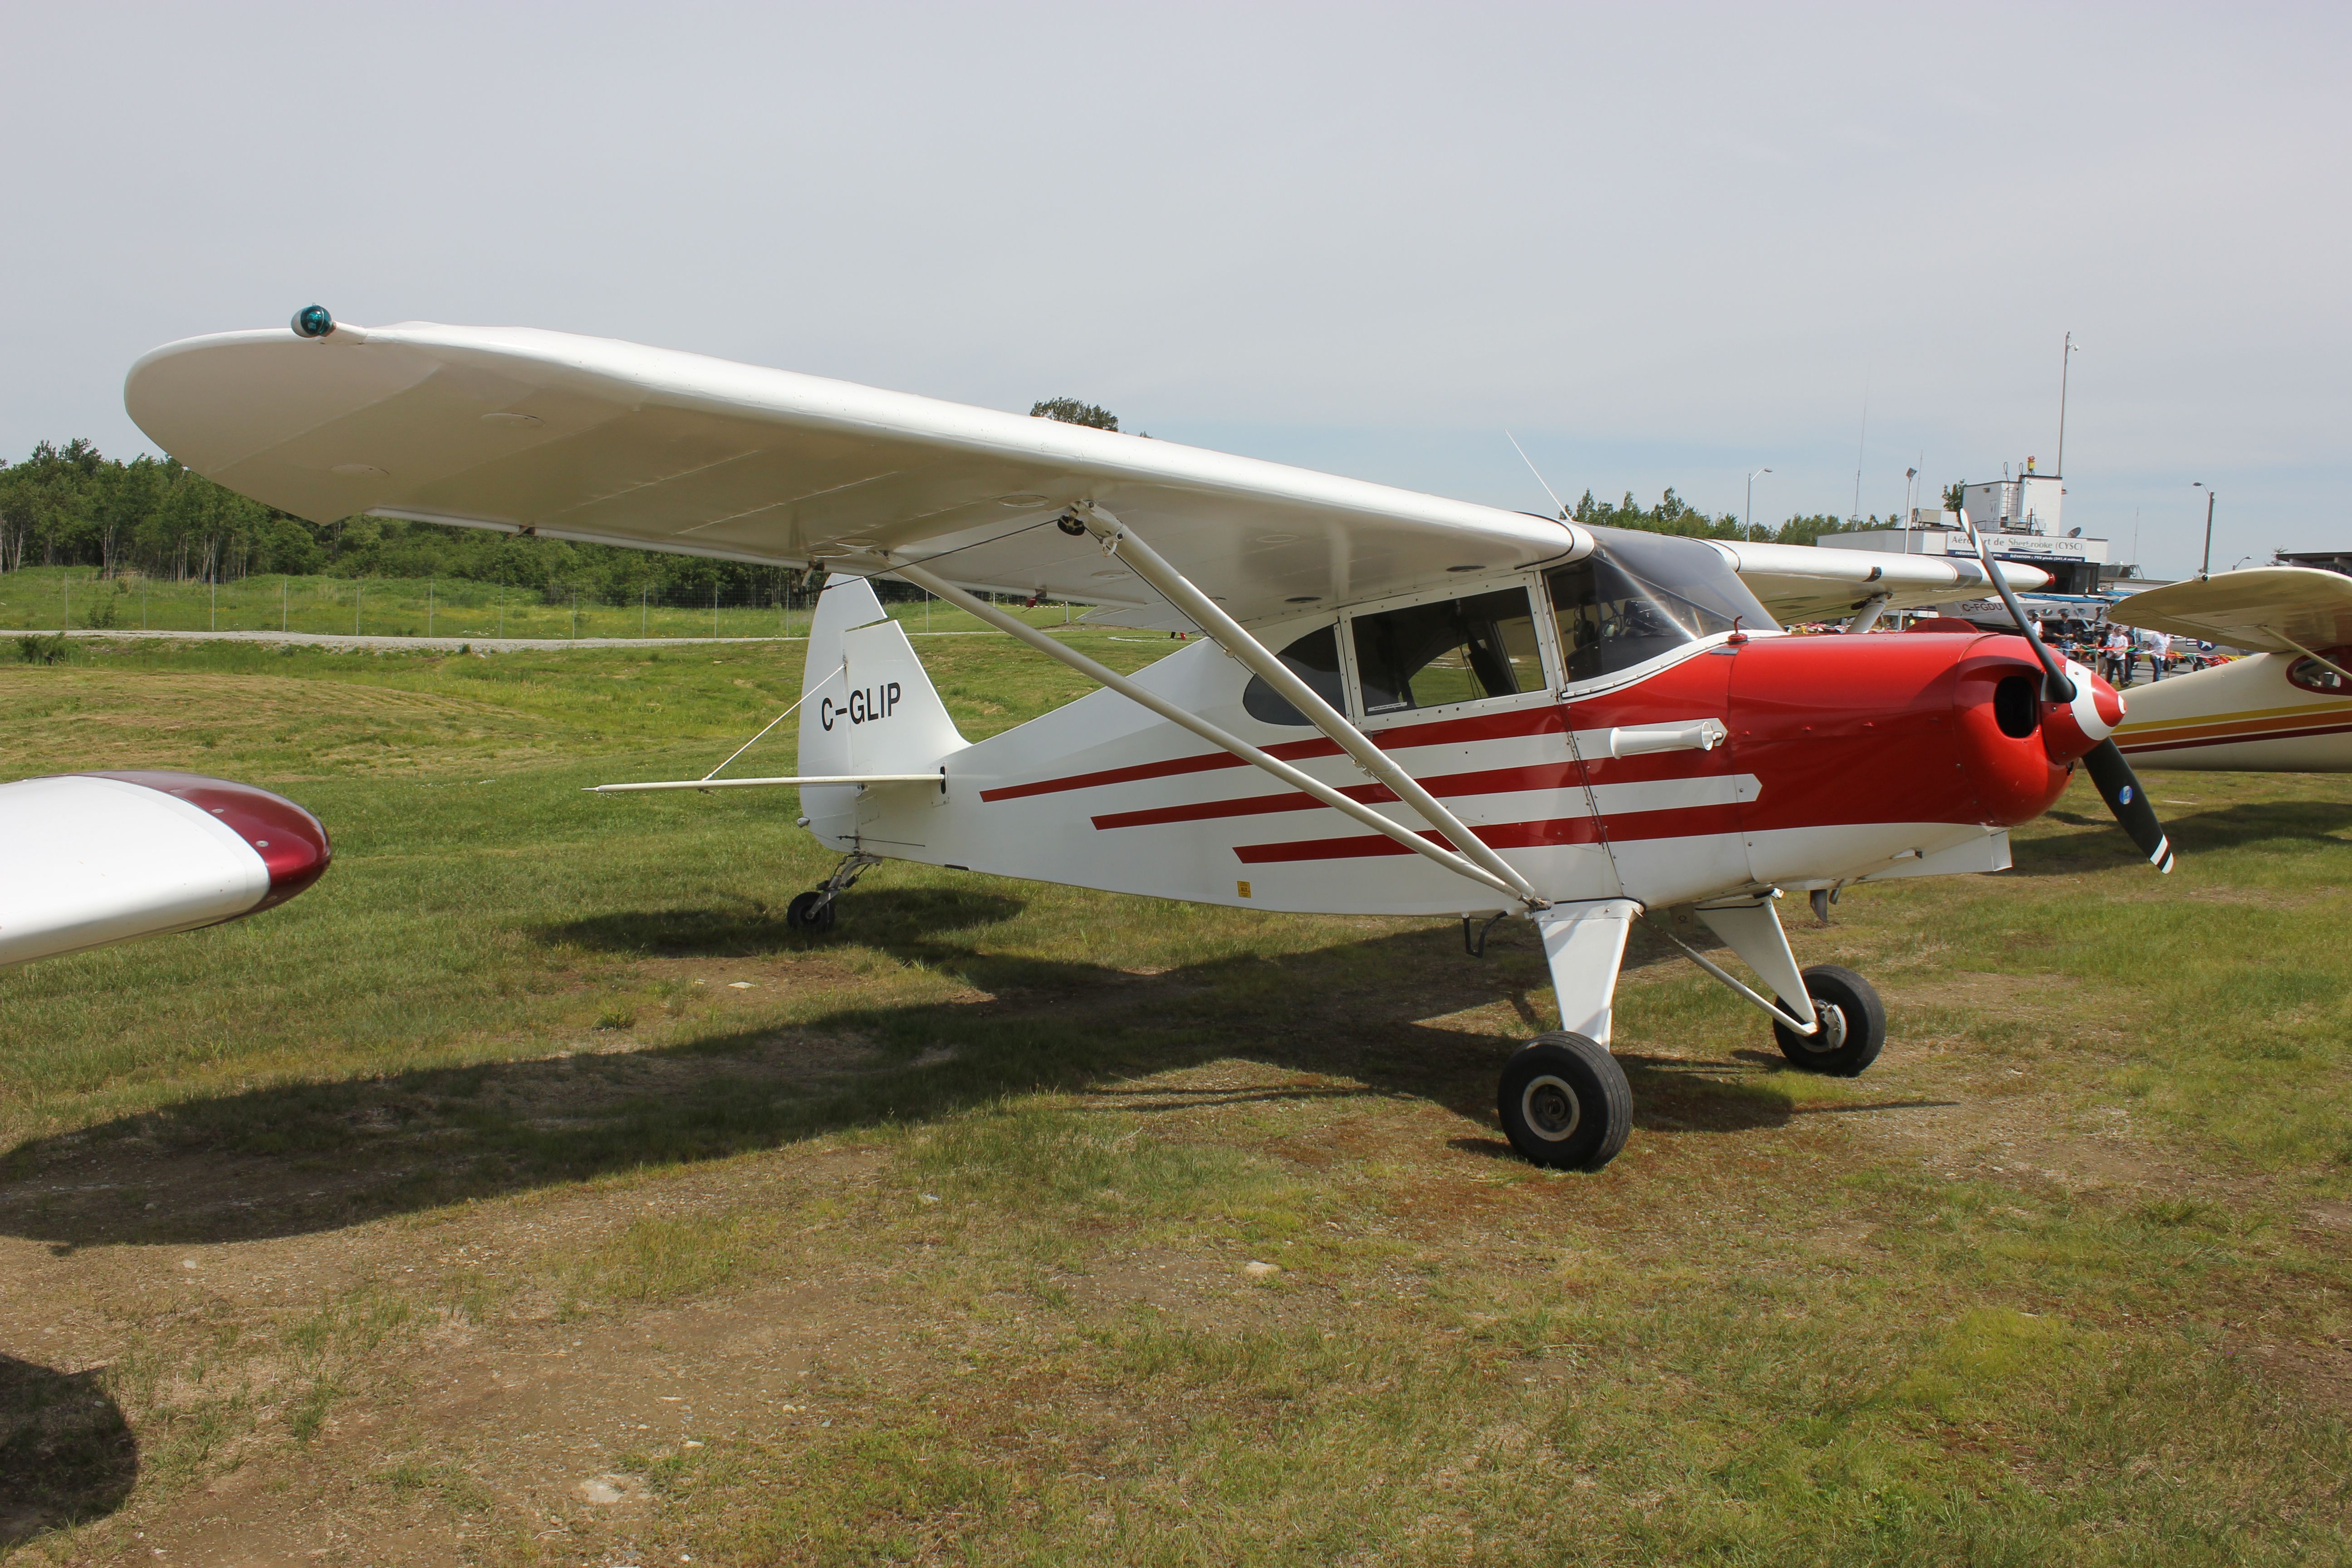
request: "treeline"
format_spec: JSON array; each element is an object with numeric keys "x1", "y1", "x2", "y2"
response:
[
  {"x1": 0, "y1": 438, "x2": 1882, "y2": 606},
  {"x1": 1567, "y1": 488, "x2": 1858, "y2": 546},
  {"x1": 0, "y1": 439, "x2": 817, "y2": 607}
]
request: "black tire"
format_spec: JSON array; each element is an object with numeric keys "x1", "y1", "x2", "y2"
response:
[
  {"x1": 1772, "y1": 964, "x2": 1886, "y2": 1076},
  {"x1": 1497, "y1": 1033, "x2": 1633, "y2": 1171},
  {"x1": 784, "y1": 890, "x2": 836, "y2": 934}
]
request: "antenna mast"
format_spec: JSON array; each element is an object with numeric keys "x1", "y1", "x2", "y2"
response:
[
  {"x1": 1504, "y1": 430, "x2": 1568, "y2": 519},
  {"x1": 1851, "y1": 383, "x2": 1869, "y2": 524}
]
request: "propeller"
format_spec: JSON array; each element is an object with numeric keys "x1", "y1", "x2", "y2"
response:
[
  {"x1": 1961, "y1": 511, "x2": 2176, "y2": 874},
  {"x1": 2078, "y1": 740, "x2": 2175, "y2": 874}
]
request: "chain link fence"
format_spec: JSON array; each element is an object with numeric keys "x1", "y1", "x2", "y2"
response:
[{"x1": 2, "y1": 567, "x2": 1093, "y2": 642}]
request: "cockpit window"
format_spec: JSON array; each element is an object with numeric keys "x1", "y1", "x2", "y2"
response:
[
  {"x1": 1242, "y1": 624, "x2": 1348, "y2": 726},
  {"x1": 2287, "y1": 648, "x2": 2352, "y2": 695},
  {"x1": 1351, "y1": 588, "x2": 1545, "y2": 714},
  {"x1": 1547, "y1": 528, "x2": 1772, "y2": 683}
]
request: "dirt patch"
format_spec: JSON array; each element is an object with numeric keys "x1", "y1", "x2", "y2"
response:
[
  {"x1": 1882, "y1": 970, "x2": 2086, "y2": 1023},
  {"x1": 2230, "y1": 1339, "x2": 2352, "y2": 1416},
  {"x1": 1056, "y1": 1250, "x2": 1280, "y2": 1328},
  {"x1": 133, "y1": 1272, "x2": 878, "y2": 1566}
]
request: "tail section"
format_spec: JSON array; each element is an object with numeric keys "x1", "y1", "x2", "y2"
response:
[{"x1": 798, "y1": 576, "x2": 966, "y2": 846}]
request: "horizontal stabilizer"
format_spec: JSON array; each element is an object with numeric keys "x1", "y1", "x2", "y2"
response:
[{"x1": 588, "y1": 774, "x2": 938, "y2": 794}]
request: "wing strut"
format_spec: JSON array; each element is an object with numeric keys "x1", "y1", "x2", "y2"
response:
[
  {"x1": 1056, "y1": 502, "x2": 1548, "y2": 908},
  {"x1": 887, "y1": 559, "x2": 1532, "y2": 906}
]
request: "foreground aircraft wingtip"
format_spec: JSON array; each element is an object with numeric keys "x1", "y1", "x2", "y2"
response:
[{"x1": 88, "y1": 771, "x2": 333, "y2": 911}]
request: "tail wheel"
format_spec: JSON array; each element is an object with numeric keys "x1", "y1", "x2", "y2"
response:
[
  {"x1": 1772, "y1": 964, "x2": 1886, "y2": 1076},
  {"x1": 1498, "y1": 1033, "x2": 1632, "y2": 1171},
  {"x1": 784, "y1": 891, "x2": 836, "y2": 934}
]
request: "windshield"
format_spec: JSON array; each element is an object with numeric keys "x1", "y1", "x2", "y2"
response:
[{"x1": 1547, "y1": 528, "x2": 1771, "y2": 683}]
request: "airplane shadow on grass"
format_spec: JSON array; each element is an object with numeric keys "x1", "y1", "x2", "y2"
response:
[
  {"x1": 545, "y1": 887, "x2": 1029, "y2": 957},
  {"x1": 0, "y1": 1355, "x2": 137, "y2": 1547},
  {"x1": 2014, "y1": 798, "x2": 2352, "y2": 875},
  {"x1": 0, "y1": 913, "x2": 1821, "y2": 1251}
]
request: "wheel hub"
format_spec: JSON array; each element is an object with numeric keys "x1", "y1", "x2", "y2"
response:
[
  {"x1": 1796, "y1": 1000, "x2": 1848, "y2": 1054},
  {"x1": 1519, "y1": 1074, "x2": 1583, "y2": 1142}
]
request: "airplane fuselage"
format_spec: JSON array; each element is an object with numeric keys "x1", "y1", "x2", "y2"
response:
[
  {"x1": 2114, "y1": 651, "x2": 2352, "y2": 771},
  {"x1": 822, "y1": 617, "x2": 2109, "y2": 918}
]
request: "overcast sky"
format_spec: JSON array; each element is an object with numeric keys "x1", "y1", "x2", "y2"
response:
[{"x1": 4, "y1": 3, "x2": 2344, "y2": 577}]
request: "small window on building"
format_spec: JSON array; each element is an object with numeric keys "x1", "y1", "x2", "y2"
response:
[
  {"x1": 1242, "y1": 624, "x2": 1348, "y2": 726},
  {"x1": 2287, "y1": 649, "x2": 2352, "y2": 695},
  {"x1": 1350, "y1": 588, "x2": 1544, "y2": 715}
]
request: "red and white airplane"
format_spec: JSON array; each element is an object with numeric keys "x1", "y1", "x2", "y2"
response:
[{"x1": 118, "y1": 309, "x2": 2166, "y2": 1170}]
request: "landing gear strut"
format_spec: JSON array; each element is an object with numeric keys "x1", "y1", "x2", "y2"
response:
[
  {"x1": 785, "y1": 851, "x2": 881, "y2": 935},
  {"x1": 1497, "y1": 894, "x2": 1891, "y2": 1171}
]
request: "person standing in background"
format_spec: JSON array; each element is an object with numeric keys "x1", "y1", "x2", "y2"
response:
[{"x1": 2151, "y1": 629, "x2": 2173, "y2": 682}]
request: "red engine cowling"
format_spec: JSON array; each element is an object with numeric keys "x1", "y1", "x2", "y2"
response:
[{"x1": 1725, "y1": 632, "x2": 2096, "y2": 834}]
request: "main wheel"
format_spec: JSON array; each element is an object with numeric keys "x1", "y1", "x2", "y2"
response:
[
  {"x1": 784, "y1": 890, "x2": 836, "y2": 934},
  {"x1": 1772, "y1": 964, "x2": 1886, "y2": 1076},
  {"x1": 1498, "y1": 1033, "x2": 1633, "y2": 1171}
]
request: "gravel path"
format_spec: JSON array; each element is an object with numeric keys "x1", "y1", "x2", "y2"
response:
[{"x1": 44, "y1": 627, "x2": 1005, "y2": 653}]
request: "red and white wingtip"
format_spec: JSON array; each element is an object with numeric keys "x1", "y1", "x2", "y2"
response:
[{"x1": 0, "y1": 771, "x2": 331, "y2": 967}]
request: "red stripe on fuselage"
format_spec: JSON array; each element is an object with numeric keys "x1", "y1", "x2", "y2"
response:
[
  {"x1": 1232, "y1": 804, "x2": 1746, "y2": 864},
  {"x1": 977, "y1": 704, "x2": 1569, "y2": 802},
  {"x1": 1088, "y1": 753, "x2": 1719, "y2": 830},
  {"x1": 2119, "y1": 718, "x2": 2352, "y2": 755},
  {"x1": 1092, "y1": 763, "x2": 1571, "y2": 829}
]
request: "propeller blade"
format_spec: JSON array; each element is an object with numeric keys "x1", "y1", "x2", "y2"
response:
[
  {"x1": 1959, "y1": 509, "x2": 2174, "y2": 873},
  {"x1": 1961, "y1": 509, "x2": 2076, "y2": 701},
  {"x1": 2080, "y1": 738, "x2": 2176, "y2": 873}
]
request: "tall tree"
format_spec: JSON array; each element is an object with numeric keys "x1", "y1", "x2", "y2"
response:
[{"x1": 1029, "y1": 398, "x2": 1118, "y2": 431}]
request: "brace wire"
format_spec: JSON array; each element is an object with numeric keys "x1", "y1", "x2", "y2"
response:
[{"x1": 702, "y1": 662, "x2": 843, "y2": 780}]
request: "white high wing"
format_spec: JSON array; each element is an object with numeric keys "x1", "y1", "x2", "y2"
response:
[{"x1": 124, "y1": 319, "x2": 2038, "y2": 630}]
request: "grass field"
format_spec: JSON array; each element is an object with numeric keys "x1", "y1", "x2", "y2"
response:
[
  {"x1": 3, "y1": 632, "x2": 2351, "y2": 1565},
  {"x1": 0, "y1": 565, "x2": 1094, "y2": 642}
]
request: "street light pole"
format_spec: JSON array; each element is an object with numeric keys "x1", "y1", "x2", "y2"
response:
[
  {"x1": 1745, "y1": 467, "x2": 1773, "y2": 537},
  {"x1": 2193, "y1": 484, "x2": 2217, "y2": 578},
  {"x1": 2055, "y1": 332, "x2": 2077, "y2": 478}
]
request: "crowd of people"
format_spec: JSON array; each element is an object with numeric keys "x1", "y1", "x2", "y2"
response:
[
  {"x1": 1785, "y1": 610, "x2": 2225, "y2": 687},
  {"x1": 2051, "y1": 618, "x2": 2219, "y2": 686}
]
